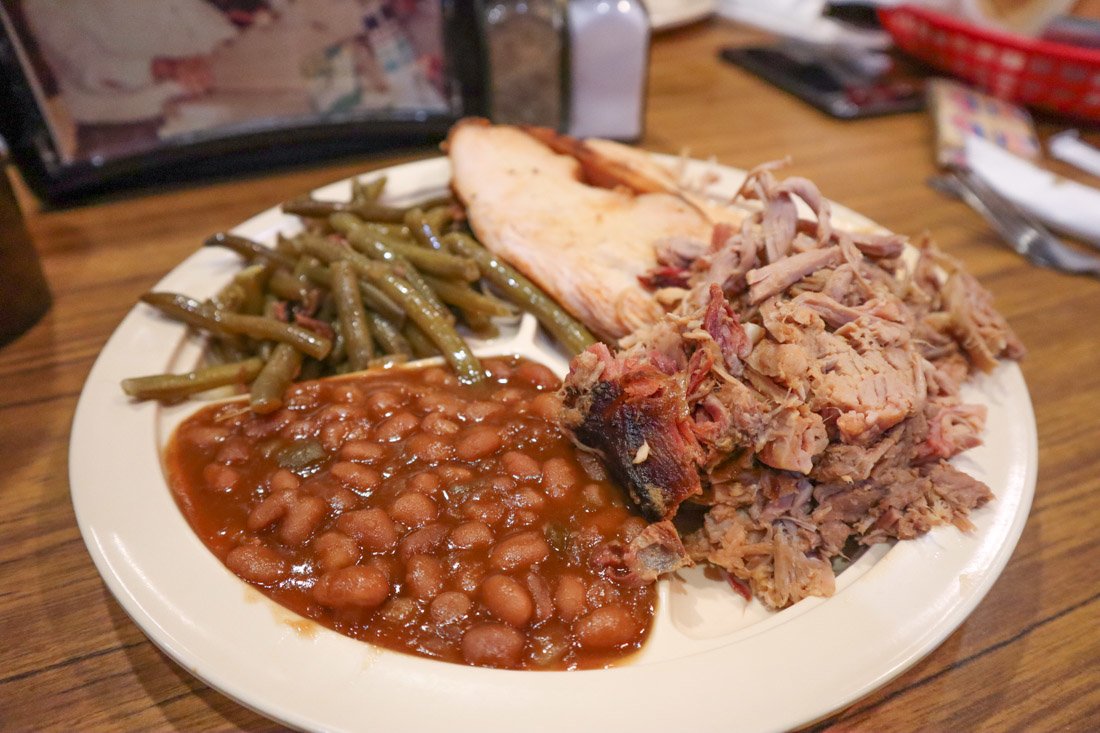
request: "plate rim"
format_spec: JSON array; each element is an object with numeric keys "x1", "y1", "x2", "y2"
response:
[{"x1": 69, "y1": 155, "x2": 1037, "y2": 733}]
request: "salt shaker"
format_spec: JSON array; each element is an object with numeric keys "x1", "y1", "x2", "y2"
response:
[{"x1": 566, "y1": 0, "x2": 649, "y2": 140}]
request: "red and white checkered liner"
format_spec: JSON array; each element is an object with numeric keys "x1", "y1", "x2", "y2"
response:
[{"x1": 879, "y1": 4, "x2": 1100, "y2": 121}]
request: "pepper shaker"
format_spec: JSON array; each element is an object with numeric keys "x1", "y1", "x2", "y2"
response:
[{"x1": 481, "y1": 0, "x2": 567, "y2": 128}]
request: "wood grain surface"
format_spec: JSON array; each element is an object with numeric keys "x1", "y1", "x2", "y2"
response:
[{"x1": 2, "y1": 19, "x2": 1098, "y2": 732}]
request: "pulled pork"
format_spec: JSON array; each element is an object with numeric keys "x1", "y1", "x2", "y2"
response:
[{"x1": 560, "y1": 165, "x2": 1023, "y2": 610}]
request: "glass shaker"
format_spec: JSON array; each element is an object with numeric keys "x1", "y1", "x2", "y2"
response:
[
  {"x1": 480, "y1": 0, "x2": 567, "y2": 128},
  {"x1": 0, "y1": 141, "x2": 51, "y2": 347}
]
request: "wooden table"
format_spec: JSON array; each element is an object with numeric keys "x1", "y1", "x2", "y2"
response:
[{"x1": 2, "y1": 19, "x2": 1097, "y2": 732}]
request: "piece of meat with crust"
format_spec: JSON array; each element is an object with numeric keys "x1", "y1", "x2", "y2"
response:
[{"x1": 563, "y1": 352, "x2": 703, "y2": 521}]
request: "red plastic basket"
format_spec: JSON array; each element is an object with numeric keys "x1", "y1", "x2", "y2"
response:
[{"x1": 879, "y1": 4, "x2": 1100, "y2": 121}]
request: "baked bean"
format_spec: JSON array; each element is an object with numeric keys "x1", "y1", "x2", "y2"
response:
[
  {"x1": 573, "y1": 605, "x2": 639, "y2": 650},
  {"x1": 430, "y1": 591, "x2": 473, "y2": 625},
  {"x1": 461, "y1": 623, "x2": 525, "y2": 668},
  {"x1": 436, "y1": 464, "x2": 474, "y2": 485},
  {"x1": 313, "y1": 566, "x2": 390, "y2": 609},
  {"x1": 405, "y1": 554, "x2": 446, "y2": 599},
  {"x1": 585, "y1": 578, "x2": 620, "y2": 609},
  {"x1": 247, "y1": 490, "x2": 294, "y2": 531},
  {"x1": 490, "y1": 531, "x2": 550, "y2": 571},
  {"x1": 513, "y1": 361, "x2": 560, "y2": 390},
  {"x1": 463, "y1": 400, "x2": 505, "y2": 423},
  {"x1": 203, "y1": 463, "x2": 239, "y2": 491},
  {"x1": 404, "y1": 433, "x2": 455, "y2": 463},
  {"x1": 462, "y1": 498, "x2": 507, "y2": 526},
  {"x1": 529, "y1": 392, "x2": 563, "y2": 422},
  {"x1": 226, "y1": 544, "x2": 288, "y2": 585},
  {"x1": 450, "y1": 521, "x2": 493, "y2": 550},
  {"x1": 317, "y1": 403, "x2": 360, "y2": 425},
  {"x1": 526, "y1": 572, "x2": 554, "y2": 623},
  {"x1": 339, "y1": 440, "x2": 385, "y2": 463},
  {"x1": 364, "y1": 555, "x2": 399, "y2": 585},
  {"x1": 187, "y1": 424, "x2": 229, "y2": 449},
  {"x1": 365, "y1": 390, "x2": 404, "y2": 418},
  {"x1": 406, "y1": 471, "x2": 442, "y2": 495},
  {"x1": 500, "y1": 451, "x2": 541, "y2": 481},
  {"x1": 379, "y1": 597, "x2": 419, "y2": 625},
  {"x1": 480, "y1": 358, "x2": 514, "y2": 381},
  {"x1": 269, "y1": 468, "x2": 301, "y2": 492},
  {"x1": 422, "y1": 412, "x2": 460, "y2": 436},
  {"x1": 331, "y1": 383, "x2": 365, "y2": 404},
  {"x1": 313, "y1": 531, "x2": 360, "y2": 572},
  {"x1": 284, "y1": 382, "x2": 322, "y2": 410},
  {"x1": 320, "y1": 421, "x2": 351, "y2": 452},
  {"x1": 417, "y1": 391, "x2": 463, "y2": 418},
  {"x1": 398, "y1": 522, "x2": 449, "y2": 560},
  {"x1": 455, "y1": 426, "x2": 502, "y2": 461},
  {"x1": 330, "y1": 462, "x2": 381, "y2": 494},
  {"x1": 390, "y1": 492, "x2": 438, "y2": 527},
  {"x1": 513, "y1": 510, "x2": 539, "y2": 527},
  {"x1": 375, "y1": 411, "x2": 419, "y2": 442},
  {"x1": 481, "y1": 574, "x2": 534, "y2": 627},
  {"x1": 491, "y1": 387, "x2": 526, "y2": 404},
  {"x1": 509, "y1": 487, "x2": 547, "y2": 512},
  {"x1": 541, "y1": 457, "x2": 577, "y2": 500},
  {"x1": 554, "y1": 576, "x2": 588, "y2": 622},
  {"x1": 215, "y1": 437, "x2": 250, "y2": 464},
  {"x1": 582, "y1": 483, "x2": 608, "y2": 509},
  {"x1": 313, "y1": 484, "x2": 359, "y2": 514},
  {"x1": 279, "y1": 494, "x2": 328, "y2": 546},
  {"x1": 337, "y1": 508, "x2": 398, "y2": 552},
  {"x1": 452, "y1": 560, "x2": 486, "y2": 594},
  {"x1": 422, "y1": 366, "x2": 458, "y2": 387}
]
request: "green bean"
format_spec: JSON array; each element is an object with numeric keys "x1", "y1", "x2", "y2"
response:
[
  {"x1": 121, "y1": 358, "x2": 264, "y2": 402},
  {"x1": 368, "y1": 353, "x2": 408, "y2": 369},
  {"x1": 205, "y1": 232, "x2": 299, "y2": 270},
  {"x1": 402, "y1": 322, "x2": 440, "y2": 358},
  {"x1": 284, "y1": 196, "x2": 407, "y2": 223},
  {"x1": 423, "y1": 276, "x2": 516, "y2": 317},
  {"x1": 328, "y1": 213, "x2": 452, "y2": 320},
  {"x1": 297, "y1": 235, "x2": 482, "y2": 383},
  {"x1": 389, "y1": 241, "x2": 478, "y2": 281},
  {"x1": 442, "y1": 232, "x2": 597, "y2": 355},
  {"x1": 462, "y1": 310, "x2": 500, "y2": 340},
  {"x1": 405, "y1": 206, "x2": 456, "y2": 251},
  {"x1": 210, "y1": 281, "x2": 247, "y2": 312},
  {"x1": 352, "y1": 175, "x2": 387, "y2": 202},
  {"x1": 284, "y1": 194, "x2": 453, "y2": 224},
  {"x1": 205, "y1": 336, "x2": 250, "y2": 366},
  {"x1": 250, "y1": 343, "x2": 303, "y2": 414},
  {"x1": 283, "y1": 247, "x2": 405, "y2": 325},
  {"x1": 369, "y1": 223, "x2": 412, "y2": 239},
  {"x1": 366, "y1": 311, "x2": 412, "y2": 357},
  {"x1": 331, "y1": 260, "x2": 374, "y2": 370},
  {"x1": 268, "y1": 268, "x2": 313, "y2": 302},
  {"x1": 141, "y1": 292, "x2": 332, "y2": 360}
]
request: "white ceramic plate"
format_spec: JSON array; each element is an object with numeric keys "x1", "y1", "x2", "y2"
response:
[
  {"x1": 647, "y1": 0, "x2": 715, "y2": 31},
  {"x1": 70, "y1": 157, "x2": 1037, "y2": 733}
]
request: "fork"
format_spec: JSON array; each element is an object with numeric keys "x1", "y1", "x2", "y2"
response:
[{"x1": 928, "y1": 168, "x2": 1100, "y2": 278}]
